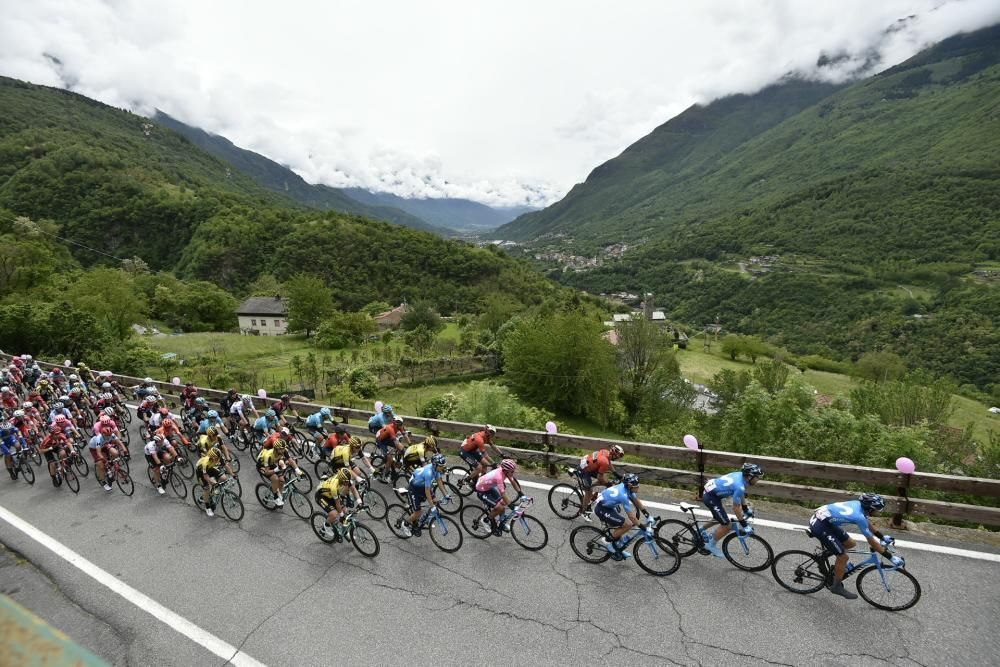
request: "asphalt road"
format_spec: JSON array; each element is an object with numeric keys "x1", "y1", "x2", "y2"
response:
[{"x1": 2, "y1": 412, "x2": 999, "y2": 667}]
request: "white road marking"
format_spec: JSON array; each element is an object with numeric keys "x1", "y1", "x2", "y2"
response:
[
  {"x1": 0, "y1": 505, "x2": 267, "y2": 667},
  {"x1": 526, "y1": 480, "x2": 1000, "y2": 563}
]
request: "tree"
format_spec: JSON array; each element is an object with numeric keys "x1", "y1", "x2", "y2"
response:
[
  {"x1": 616, "y1": 318, "x2": 678, "y2": 419},
  {"x1": 400, "y1": 301, "x2": 443, "y2": 333},
  {"x1": 856, "y1": 351, "x2": 906, "y2": 383},
  {"x1": 753, "y1": 359, "x2": 790, "y2": 395},
  {"x1": 285, "y1": 274, "x2": 334, "y2": 338},
  {"x1": 362, "y1": 300, "x2": 392, "y2": 317},
  {"x1": 315, "y1": 310, "x2": 377, "y2": 348},
  {"x1": 502, "y1": 311, "x2": 617, "y2": 419},
  {"x1": 247, "y1": 273, "x2": 283, "y2": 297},
  {"x1": 721, "y1": 334, "x2": 745, "y2": 361},
  {"x1": 404, "y1": 325, "x2": 435, "y2": 356},
  {"x1": 64, "y1": 268, "x2": 144, "y2": 341}
]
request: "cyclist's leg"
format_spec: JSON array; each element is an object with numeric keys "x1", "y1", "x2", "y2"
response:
[
  {"x1": 407, "y1": 484, "x2": 424, "y2": 526},
  {"x1": 703, "y1": 492, "x2": 732, "y2": 541},
  {"x1": 577, "y1": 471, "x2": 595, "y2": 515}
]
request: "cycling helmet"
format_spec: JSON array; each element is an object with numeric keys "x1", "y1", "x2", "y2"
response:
[
  {"x1": 320, "y1": 407, "x2": 331, "y2": 418},
  {"x1": 500, "y1": 458, "x2": 517, "y2": 474},
  {"x1": 55, "y1": 414, "x2": 68, "y2": 423},
  {"x1": 208, "y1": 448, "x2": 222, "y2": 464},
  {"x1": 153, "y1": 434, "x2": 164, "y2": 443},
  {"x1": 206, "y1": 427, "x2": 218, "y2": 438},
  {"x1": 1, "y1": 386, "x2": 9, "y2": 393},
  {"x1": 393, "y1": 416, "x2": 404, "y2": 426},
  {"x1": 54, "y1": 401, "x2": 64, "y2": 410},
  {"x1": 741, "y1": 463, "x2": 764, "y2": 478},
  {"x1": 381, "y1": 404, "x2": 393, "y2": 415},
  {"x1": 431, "y1": 453, "x2": 447, "y2": 469},
  {"x1": 99, "y1": 414, "x2": 112, "y2": 424},
  {"x1": 265, "y1": 409, "x2": 276, "y2": 419},
  {"x1": 69, "y1": 374, "x2": 78, "y2": 381},
  {"x1": 859, "y1": 493, "x2": 886, "y2": 513},
  {"x1": 101, "y1": 382, "x2": 112, "y2": 390},
  {"x1": 610, "y1": 445, "x2": 625, "y2": 458},
  {"x1": 241, "y1": 395, "x2": 253, "y2": 406},
  {"x1": 207, "y1": 410, "x2": 219, "y2": 419},
  {"x1": 273, "y1": 441, "x2": 287, "y2": 455},
  {"x1": 195, "y1": 397, "x2": 207, "y2": 406},
  {"x1": 485, "y1": 424, "x2": 497, "y2": 436},
  {"x1": 159, "y1": 407, "x2": 170, "y2": 416},
  {"x1": 49, "y1": 423, "x2": 60, "y2": 433},
  {"x1": 22, "y1": 401, "x2": 32, "y2": 409},
  {"x1": 103, "y1": 407, "x2": 115, "y2": 417},
  {"x1": 349, "y1": 436, "x2": 362, "y2": 451},
  {"x1": 281, "y1": 394, "x2": 290, "y2": 402},
  {"x1": 13, "y1": 409, "x2": 24, "y2": 418},
  {"x1": 101, "y1": 392, "x2": 114, "y2": 401},
  {"x1": 336, "y1": 468, "x2": 352, "y2": 483},
  {"x1": 143, "y1": 376, "x2": 152, "y2": 383},
  {"x1": 280, "y1": 427, "x2": 290, "y2": 436},
  {"x1": 423, "y1": 435, "x2": 437, "y2": 450},
  {"x1": 185, "y1": 381, "x2": 193, "y2": 387},
  {"x1": 334, "y1": 424, "x2": 346, "y2": 434},
  {"x1": 623, "y1": 473, "x2": 640, "y2": 489}
]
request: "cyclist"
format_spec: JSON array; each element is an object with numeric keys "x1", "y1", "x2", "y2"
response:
[
  {"x1": 88, "y1": 431, "x2": 122, "y2": 491},
  {"x1": 375, "y1": 416, "x2": 410, "y2": 483},
  {"x1": 401, "y1": 436, "x2": 438, "y2": 472},
  {"x1": 315, "y1": 468, "x2": 361, "y2": 537},
  {"x1": 256, "y1": 440, "x2": 302, "y2": 506},
  {"x1": 401, "y1": 453, "x2": 450, "y2": 537},
  {"x1": 576, "y1": 444, "x2": 625, "y2": 521},
  {"x1": 196, "y1": 447, "x2": 228, "y2": 517},
  {"x1": 180, "y1": 382, "x2": 199, "y2": 410},
  {"x1": 39, "y1": 425, "x2": 71, "y2": 487},
  {"x1": 137, "y1": 392, "x2": 161, "y2": 427},
  {"x1": 198, "y1": 409, "x2": 228, "y2": 437},
  {"x1": 144, "y1": 434, "x2": 176, "y2": 494},
  {"x1": 593, "y1": 473, "x2": 653, "y2": 561},
  {"x1": 367, "y1": 403, "x2": 395, "y2": 435},
  {"x1": 320, "y1": 423, "x2": 350, "y2": 460},
  {"x1": 459, "y1": 424, "x2": 496, "y2": 489},
  {"x1": 325, "y1": 436, "x2": 368, "y2": 483},
  {"x1": 1, "y1": 386, "x2": 19, "y2": 410},
  {"x1": 304, "y1": 407, "x2": 333, "y2": 442},
  {"x1": 2, "y1": 419, "x2": 27, "y2": 481},
  {"x1": 254, "y1": 408, "x2": 281, "y2": 440},
  {"x1": 271, "y1": 394, "x2": 299, "y2": 425},
  {"x1": 228, "y1": 395, "x2": 257, "y2": 438},
  {"x1": 809, "y1": 493, "x2": 903, "y2": 600},
  {"x1": 154, "y1": 412, "x2": 190, "y2": 453},
  {"x1": 134, "y1": 377, "x2": 157, "y2": 399},
  {"x1": 701, "y1": 463, "x2": 764, "y2": 558},
  {"x1": 475, "y1": 458, "x2": 525, "y2": 534}
]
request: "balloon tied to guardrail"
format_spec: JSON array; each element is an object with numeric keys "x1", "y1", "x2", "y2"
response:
[
  {"x1": 893, "y1": 457, "x2": 916, "y2": 528},
  {"x1": 684, "y1": 434, "x2": 706, "y2": 499}
]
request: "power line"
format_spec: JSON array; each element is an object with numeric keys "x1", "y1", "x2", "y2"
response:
[{"x1": 0, "y1": 211, "x2": 136, "y2": 264}]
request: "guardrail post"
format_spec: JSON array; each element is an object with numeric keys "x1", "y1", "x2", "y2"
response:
[
  {"x1": 892, "y1": 473, "x2": 912, "y2": 529},
  {"x1": 696, "y1": 443, "x2": 705, "y2": 500},
  {"x1": 543, "y1": 434, "x2": 555, "y2": 477}
]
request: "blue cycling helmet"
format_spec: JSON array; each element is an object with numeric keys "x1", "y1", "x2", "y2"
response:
[
  {"x1": 859, "y1": 493, "x2": 886, "y2": 513},
  {"x1": 431, "y1": 453, "x2": 447, "y2": 468},
  {"x1": 320, "y1": 407, "x2": 331, "y2": 418},
  {"x1": 742, "y1": 463, "x2": 764, "y2": 478},
  {"x1": 381, "y1": 404, "x2": 393, "y2": 414},
  {"x1": 265, "y1": 409, "x2": 276, "y2": 418},
  {"x1": 207, "y1": 410, "x2": 219, "y2": 419},
  {"x1": 623, "y1": 473, "x2": 640, "y2": 489}
]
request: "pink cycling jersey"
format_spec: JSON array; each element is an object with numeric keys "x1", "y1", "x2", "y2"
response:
[{"x1": 475, "y1": 467, "x2": 507, "y2": 493}]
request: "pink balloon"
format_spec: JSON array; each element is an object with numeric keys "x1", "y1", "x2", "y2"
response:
[
  {"x1": 545, "y1": 421, "x2": 558, "y2": 435},
  {"x1": 683, "y1": 434, "x2": 699, "y2": 450},
  {"x1": 375, "y1": 401, "x2": 384, "y2": 413},
  {"x1": 171, "y1": 377, "x2": 181, "y2": 385},
  {"x1": 64, "y1": 360, "x2": 72, "y2": 367},
  {"x1": 257, "y1": 389, "x2": 267, "y2": 399},
  {"x1": 895, "y1": 457, "x2": 916, "y2": 474}
]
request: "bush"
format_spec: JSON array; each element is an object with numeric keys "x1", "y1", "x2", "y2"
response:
[
  {"x1": 348, "y1": 368, "x2": 377, "y2": 399},
  {"x1": 421, "y1": 393, "x2": 460, "y2": 419}
]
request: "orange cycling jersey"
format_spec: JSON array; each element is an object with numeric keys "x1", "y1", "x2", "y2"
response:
[
  {"x1": 324, "y1": 432, "x2": 349, "y2": 449},
  {"x1": 462, "y1": 432, "x2": 489, "y2": 453},
  {"x1": 582, "y1": 449, "x2": 612, "y2": 474},
  {"x1": 263, "y1": 431, "x2": 284, "y2": 449},
  {"x1": 377, "y1": 422, "x2": 404, "y2": 443}
]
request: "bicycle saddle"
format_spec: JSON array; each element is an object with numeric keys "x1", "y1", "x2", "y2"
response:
[{"x1": 678, "y1": 502, "x2": 699, "y2": 511}]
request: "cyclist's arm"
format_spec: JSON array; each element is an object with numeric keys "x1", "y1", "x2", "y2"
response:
[
  {"x1": 510, "y1": 477, "x2": 524, "y2": 496},
  {"x1": 426, "y1": 483, "x2": 437, "y2": 507},
  {"x1": 632, "y1": 496, "x2": 650, "y2": 518},
  {"x1": 435, "y1": 476, "x2": 448, "y2": 499}
]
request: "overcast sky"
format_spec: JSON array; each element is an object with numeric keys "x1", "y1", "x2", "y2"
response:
[{"x1": 2, "y1": 1, "x2": 998, "y2": 207}]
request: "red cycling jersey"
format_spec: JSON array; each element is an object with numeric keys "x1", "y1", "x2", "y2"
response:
[
  {"x1": 462, "y1": 431, "x2": 490, "y2": 453},
  {"x1": 581, "y1": 449, "x2": 612, "y2": 474}
]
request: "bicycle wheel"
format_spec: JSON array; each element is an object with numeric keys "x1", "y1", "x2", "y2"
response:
[
  {"x1": 655, "y1": 519, "x2": 700, "y2": 558},
  {"x1": 369, "y1": 453, "x2": 385, "y2": 479},
  {"x1": 64, "y1": 467, "x2": 80, "y2": 493},
  {"x1": 121, "y1": 407, "x2": 132, "y2": 424},
  {"x1": 446, "y1": 466, "x2": 474, "y2": 497},
  {"x1": 547, "y1": 483, "x2": 584, "y2": 520},
  {"x1": 633, "y1": 537, "x2": 681, "y2": 576},
  {"x1": 222, "y1": 491, "x2": 244, "y2": 521},
  {"x1": 139, "y1": 425, "x2": 150, "y2": 441},
  {"x1": 302, "y1": 440, "x2": 321, "y2": 464},
  {"x1": 460, "y1": 506, "x2": 492, "y2": 539},
  {"x1": 175, "y1": 455, "x2": 195, "y2": 480},
  {"x1": 437, "y1": 483, "x2": 463, "y2": 515},
  {"x1": 314, "y1": 459, "x2": 333, "y2": 480},
  {"x1": 119, "y1": 426, "x2": 131, "y2": 447},
  {"x1": 29, "y1": 447, "x2": 42, "y2": 466},
  {"x1": 192, "y1": 484, "x2": 206, "y2": 510},
  {"x1": 255, "y1": 483, "x2": 278, "y2": 510},
  {"x1": 290, "y1": 490, "x2": 313, "y2": 519},
  {"x1": 360, "y1": 487, "x2": 388, "y2": 521},
  {"x1": 349, "y1": 522, "x2": 380, "y2": 558},
  {"x1": 722, "y1": 533, "x2": 774, "y2": 572},
  {"x1": 569, "y1": 526, "x2": 612, "y2": 564},
  {"x1": 856, "y1": 566, "x2": 921, "y2": 611},
  {"x1": 429, "y1": 515, "x2": 463, "y2": 553},
  {"x1": 231, "y1": 428, "x2": 248, "y2": 451},
  {"x1": 311, "y1": 512, "x2": 337, "y2": 544},
  {"x1": 19, "y1": 460, "x2": 35, "y2": 485},
  {"x1": 385, "y1": 504, "x2": 412, "y2": 539},
  {"x1": 73, "y1": 453, "x2": 89, "y2": 477},
  {"x1": 771, "y1": 550, "x2": 829, "y2": 594},
  {"x1": 115, "y1": 471, "x2": 134, "y2": 496},
  {"x1": 511, "y1": 514, "x2": 549, "y2": 551},
  {"x1": 169, "y1": 471, "x2": 187, "y2": 498},
  {"x1": 294, "y1": 469, "x2": 313, "y2": 494}
]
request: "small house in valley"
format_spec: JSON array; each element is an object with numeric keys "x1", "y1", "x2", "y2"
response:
[
  {"x1": 374, "y1": 303, "x2": 409, "y2": 330},
  {"x1": 237, "y1": 296, "x2": 289, "y2": 336}
]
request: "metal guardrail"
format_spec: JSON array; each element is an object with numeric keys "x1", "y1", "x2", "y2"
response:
[
  {"x1": 7, "y1": 353, "x2": 1000, "y2": 527},
  {"x1": 0, "y1": 594, "x2": 108, "y2": 666}
]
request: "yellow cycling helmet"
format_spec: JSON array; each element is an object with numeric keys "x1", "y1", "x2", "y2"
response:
[
  {"x1": 206, "y1": 426, "x2": 218, "y2": 438},
  {"x1": 423, "y1": 435, "x2": 437, "y2": 451},
  {"x1": 349, "y1": 436, "x2": 362, "y2": 451},
  {"x1": 336, "y1": 468, "x2": 351, "y2": 483},
  {"x1": 207, "y1": 448, "x2": 222, "y2": 464},
  {"x1": 273, "y1": 440, "x2": 287, "y2": 455}
]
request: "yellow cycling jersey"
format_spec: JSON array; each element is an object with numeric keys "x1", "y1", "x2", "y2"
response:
[
  {"x1": 196, "y1": 455, "x2": 220, "y2": 475},
  {"x1": 330, "y1": 444, "x2": 352, "y2": 468},
  {"x1": 256, "y1": 448, "x2": 281, "y2": 468},
  {"x1": 197, "y1": 434, "x2": 219, "y2": 455},
  {"x1": 403, "y1": 443, "x2": 425, "y2": 462},
  {"x1": 316, "y1": 475, "x2": 349, "y2": 498}
]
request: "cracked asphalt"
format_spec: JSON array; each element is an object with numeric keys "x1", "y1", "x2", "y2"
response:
[{"x1": 2, "y1": 419, "x2": 999, "y2": 666}]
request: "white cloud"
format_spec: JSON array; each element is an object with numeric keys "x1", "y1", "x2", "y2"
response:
[{"x1": 1, "y1": 0, "x2": 997, "y2": 207}]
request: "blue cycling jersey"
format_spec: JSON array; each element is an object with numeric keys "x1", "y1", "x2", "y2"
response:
[
  {"x1": 305, "y1": 412, "x2": 325, "y2": 429},
  {"x1": 704, "y1": 471, "x2": 747, "y2": 504},
  {"x1": 253, "y1": 416, "x2": 276, "y2": 432},
  {"x1": 595, "y1": 483, "x2": 635, "y2": 513},
  {"x1": 367, "y1": 413, "x2": 389, "y2": 432},
  {"x1": 814, "y1": 500, "x2": 874, "y2": 539},
  {"x1": 47, "y1": 408, "x2": 73, "y2": 424},
  {"x1": 0, "y1": 425, "x2": 22, "y2": 447},
  {"x1": 198, "y1": 417, "x2": 224, "y2": 434},
  {"x1": 410, "y1": 463, "x2": 441, "y2": 489}
]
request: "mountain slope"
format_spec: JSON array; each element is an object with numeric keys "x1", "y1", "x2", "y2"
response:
[
  {"x1": 342, "y1": 187, "x2": 536, "y2": 234},
  {"x1": 152, "y1": 112, "x2": 451, "y2": 236}
]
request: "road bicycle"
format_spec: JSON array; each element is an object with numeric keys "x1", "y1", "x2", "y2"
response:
[
  {"x1": 460, "y1": 495, "x2": 549, "y2": 551},
  {"x1": 146, "y1": 459, "x2": 187, "y2": 499},
  {"x1": 53, "y1": 451, "x2": 81, "y2": 493},
  {"x1": 310, "y1": 505, "x2": 380, "y2": 558},
  {"x1": 770, "y1": 531, "x2": 921, "y2": 611},
  {"x1": 193, "y1": 475, "x2": 244, "y2": 521},
  {"x1": 547, "y1": 466, "x2": 619, "y2": 520},
  {"x1": 570, "y1": 515, "x2": 681, "y2": 576},
  {"x1": 385, "y1": 495, "x2": 463, "y2": 553},
  {"x1": 100, "y1": 456, "x2": 134, "y2": 496},
  {"x1": 314, "y1": 452, "x2": 371, "y2": 484},
  {"x1": 8, "y1": 446, "x2": 35, "y2": 485},
  {"x1": 255, "y1": 466, "x2": 313, "y2": 519},
  {"x1": 655, "y1": 502, "x2": 774, "y2": 572},
  {"x1": 344, "y1": 477, "x2": 388, "y2": 521},
  {"x1": 389, "y1": 478, "x2": 463, "y2": 514}
]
